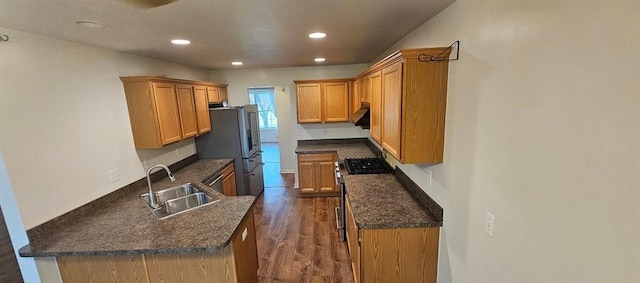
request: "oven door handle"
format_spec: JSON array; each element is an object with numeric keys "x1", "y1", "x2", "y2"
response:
[{"x1": 335, "y1": 207, "x2": 343, "y2": 229}]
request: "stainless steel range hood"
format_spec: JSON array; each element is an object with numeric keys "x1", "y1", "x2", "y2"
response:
[{"x1": 351, "y1": 102, "x2": 370, "y2": 129}]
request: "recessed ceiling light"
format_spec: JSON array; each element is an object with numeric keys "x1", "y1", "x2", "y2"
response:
[
  {"x1": 75, "y1": 20, "x2": 107, "y2": 29},
  {"x1": 171, "y1": 39, "x2": 190, "y2": 45},
  {"x1": 309, "y1": 32, "x2": 326, "y2": 39},
  {"x1": 314, "y1": 57, "x2": 326, "y2": 62},
  {"x1": 232, "y1": 61, "x2": 243, "y2": 66}
]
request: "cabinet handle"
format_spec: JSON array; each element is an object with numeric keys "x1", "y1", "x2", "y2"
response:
[
  {"x1": 335, "y1": 207, "x2": 343, "y2": 229},
  {"x1": 207, "y1": 174, "x2": 224, "y2": 187}
]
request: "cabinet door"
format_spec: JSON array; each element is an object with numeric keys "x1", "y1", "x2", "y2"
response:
[
  {"x1": 361, "y1": 77, "x2": 370, "y2": 104},
  {"x1": 175, "y1": 84, "x2": 198, "y2": 139},
  {"x1": 323, "y1": 82, "x2": 349, "y2": 122},
  {"x1": 369, "y1": 71, "x2": 382, "y2": 144},
  {"x1": 345, "y1": 196, "x2": 361, "y2": 283},
  {"x1": 296, "y1": 83, "x2": 322, "y2": 123},
  {"x1": 218, "y1": 87, "x2": 228, "y2": 102},
  {"x1": 381, "y1": 62, "x2": 402, "y2": 159},
  {"x1": 298, "y1": 160, "x2": 317, "y2": 193},
  {"x1": 207, "y1": 86, "x2": 220, "y2": 103},
  {"x1": 351, "y1": 79, "x2": 361, "y2": 118},
  {"x1": 231, "y1": 209, "x2": 259, "y2": 283},
  {"x1": 317, "y1": 160, "x2": 337, "y2": 192},
  {"x1": 222, "y1": 163, "x2": 237, "y2": 196},
  {"x1": 193, "y1": 85, "x2": 211, "y2": 134},
  {"x1": 152, "y1": 82, "x2": 182, "y2": 145}
]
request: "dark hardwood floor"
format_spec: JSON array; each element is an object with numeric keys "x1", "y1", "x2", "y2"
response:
[{"x1": 255, "y1": 143, "x2": 354, "y2": 282}]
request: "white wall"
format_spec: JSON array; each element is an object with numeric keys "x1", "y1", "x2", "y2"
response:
[
  {"x1": 376, "y1": 1, "x2": 640, "y2": 283},
  {"x1": 0, "y1": 27, "x2": 210, "y2": 282},
  {"x1": 210, "y1": 65, "x2": 369, "y2": 173}
]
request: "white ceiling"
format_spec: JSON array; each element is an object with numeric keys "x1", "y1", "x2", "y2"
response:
[{"x1": 0, "y1": 0, "x2": 455, "y2": 70}]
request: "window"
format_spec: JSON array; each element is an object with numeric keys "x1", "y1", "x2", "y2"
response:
[{"x1": 248, "y1": 87, "x2": 277, "y2": 130}]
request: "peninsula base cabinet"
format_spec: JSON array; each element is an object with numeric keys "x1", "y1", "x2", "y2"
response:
[
  {"x1": 56, "y1": 209, "x2": 258, "y2": 283},
  {"x1": 297, "y1": 152, "x2": 339, "y2": 197},
  {"x1": 346, "y1": 197, "x2": 440, "y2": 283}
]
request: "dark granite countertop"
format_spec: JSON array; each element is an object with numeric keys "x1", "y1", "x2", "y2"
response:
[
  {"x1": 295, "y1": 138, "x2": 378, "y2": 159},
  {"x1": 19, "y1": 158, "x2": 256, "y2": 257},
  {"x1": 296, "y1": 139, "x2": 443, "y2": 229}
]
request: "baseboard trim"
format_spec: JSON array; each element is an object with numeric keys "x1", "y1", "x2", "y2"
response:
[{"x1": 280, "y1": 169, "x2": 294, "y2": 174}]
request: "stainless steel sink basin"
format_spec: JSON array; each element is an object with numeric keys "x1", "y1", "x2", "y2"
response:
[{"x1": 140, "y1": 183, "x2": 220, "y2": 219}]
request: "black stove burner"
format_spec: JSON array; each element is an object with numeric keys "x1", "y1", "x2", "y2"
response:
[{"x1": 344, "y1": 158, "x2": 393, "y2": 175}]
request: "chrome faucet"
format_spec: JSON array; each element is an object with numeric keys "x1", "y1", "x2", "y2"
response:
[{"x1": 146, "y1": 164, "x2": 176, "y2": 208}]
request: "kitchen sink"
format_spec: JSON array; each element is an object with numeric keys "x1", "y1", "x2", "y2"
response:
[{"x1": 140, "y1": 183, "x2": 220, "y2": 219}]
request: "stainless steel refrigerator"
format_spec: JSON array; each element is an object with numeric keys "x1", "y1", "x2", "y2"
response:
[{"x1": 195, "y1": 105, "x2": 264, "y2": 197}]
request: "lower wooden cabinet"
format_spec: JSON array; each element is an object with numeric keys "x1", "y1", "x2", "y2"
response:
[
  {"x1": 345, "y1": 195, "x2": 440, "y2": 283},
  {"x1": 222, "y1": 163, "x2": 237, "y2": 196},
  {"x1": 56, "y1": 209, "x2": 258, "y2": 283},
  {"x1": 297, "y1": 152, "x2": 339, "y2": 197}
]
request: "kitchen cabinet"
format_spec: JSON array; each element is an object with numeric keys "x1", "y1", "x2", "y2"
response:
[
  {"x1": 297, "y1": 152, "x2": 339, "y2": 197},
  {"x1": 120, "y1": 76, "x2": 223, "y2": 149},
  {"x1": 207, "y1": 86, "x2": 228, "y2": 103},
  {"x1": 294, "y1": 79, "x2": 350, "y2": 123},
  {"x1": 221, "y1": 163, "x2": 237, "y2": 196},
  {"x1": 350, "y1": 79, "x2": 361, "y2": 118},
  {"x1": 345, "y1": 195, "x2": 440, "y2": 283},
  {"x1": 56, "y1": 208, "x2": 258, "y2": 283},
  {"x1": 368, "y1": 71, "x2": 382, "y2": 144},
  {"x1": 175, "y1": 84, "x2": 199, "y2": 139},
  {"x1": 193, "y1": 85, "x2": 212, "y2": 134},
  {"x1": 356, "y1": 48, "x2": 450, "y2": 163}
]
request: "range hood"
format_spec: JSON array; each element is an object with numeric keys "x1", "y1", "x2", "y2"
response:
[{"x1": 351, "y1": 102, "x2": 370, "y2": 129}]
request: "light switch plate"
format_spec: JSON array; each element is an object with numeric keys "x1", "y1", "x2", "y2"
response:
[
  {"x1": 109, "y1": 168, "x2": 120, "y2": 183},
  {"x1": 485, "y1": 211, "x2": 495, "y2": 238}
]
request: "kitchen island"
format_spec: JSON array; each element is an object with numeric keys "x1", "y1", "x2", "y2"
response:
[
  {"x1": 296, "y1": 138, "x2": 443, "y2": 283},
  {"x1": 19, "y1": 157, "x2": 258, "y2": 283}
]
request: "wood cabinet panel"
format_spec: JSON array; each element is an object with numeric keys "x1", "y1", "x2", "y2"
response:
[
  {"x1": 345, "y1": 196, "x2": 361, "y2": 283},
  {"x1": 193, "y1": 85, "x2": 211, "y2": 134},
  {"x1": 146, "y1": 250, "x2": 235, "y2": 283},
  {"x1": 318, "y1": 160, "x2": 337, "y2": 192},
  {"x1": 221, "y1": 163, "x2": 237, "y2": 196},
  {"x1": 369, "y1": 71, "x2": 382, "y2": 144},
  {"x1": 298, "y1": 160, "x2": 317, "y2": 193},
  {"x1": 58, "y1": 255, "x2": 149, "y2": 283},
  {"x1": 175, "y1": 84, "x2": 198, "y2": 139},
  {"x1": 297, "y1": 153, "x2": 338, "y2": 196},
  {"x1": 218, "y1": 87, "x2": 228, "y2": 102},
  {"x1": 296, "y1": 83, "x2": 323, "y2": 123},
  {"x1": 153, "y1": 82, "x2": 183, "y2": 145},
  {"x1": 361, "y1": 227, "x2": 440, "y2": 283},
  {"x1": 323, "y1": 82, "x2": 349, "y2": 122},
  {"x1": 351, "y1": 80, "x2": 361, "y2": 119},
  {"x1": 231, "y1": 210, "x2": 258, "y2": 283},
  {"x1": 206, "y1": 86, "x2": 219, "y2": 103},
  {"x1": 381, "y1": 62, "x2": 402, "y2": 159}
]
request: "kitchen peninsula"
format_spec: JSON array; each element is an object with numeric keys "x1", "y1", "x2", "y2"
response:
[{"x1": 19, "y1": 157, "x2": 258, "y2": 283}]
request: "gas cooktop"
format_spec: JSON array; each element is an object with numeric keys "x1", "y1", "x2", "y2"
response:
[{"x1": 344, "y1": 157, "x2": 393, "y2": 175}]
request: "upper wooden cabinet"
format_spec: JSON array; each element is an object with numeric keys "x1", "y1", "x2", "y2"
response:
[
  {"x1": 206, "y1": 86, "x2": 228, "y2": 103},
  {"x1": 356, "y1": 48, "x2": 451, "y2": 164},
  {"x1": 193, "y1": 86, "x2": 212, "y2": 134},
  {"x1": 120, "y1": 76, "x2": 225, "y2": 149},
  {"x1": 294, "y1": 79, "x2": 350, "y2": 123}
]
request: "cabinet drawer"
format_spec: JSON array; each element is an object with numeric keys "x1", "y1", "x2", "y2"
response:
[{"x1": 298, "y1": 152, "x2": 336, "y2": 163}]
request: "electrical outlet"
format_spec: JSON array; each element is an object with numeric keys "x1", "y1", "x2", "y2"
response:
[
  {"x1": 485, "y1": 211, "x2": 495, "y2": 238},
  {"x1": 176, "y1": 148, "x2": 180, "y2": 156},
  {"x1": 427, "y1": 170, "x2": 433, "y2": 186},
  {"x1": 109, "y1": 168, "x2": 120, "y2": 183}
]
